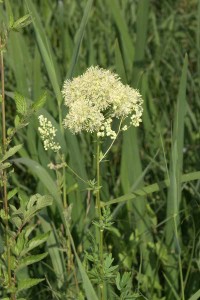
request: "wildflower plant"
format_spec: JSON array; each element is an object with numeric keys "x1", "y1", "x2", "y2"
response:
[
  {"x1": 60, "y1": 66, "x2": 143, "y2": 299},
  {"x1": 37, "y1": 66, "x2": 143, "y2": 299}
]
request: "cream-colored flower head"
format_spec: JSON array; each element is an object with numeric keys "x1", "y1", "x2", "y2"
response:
[
  {"x1": 38, "y1": 115, "x2": 61, "y2": 152},
  {"x1": 62, "y1": 66, "x2": 143, "y2": 138}
]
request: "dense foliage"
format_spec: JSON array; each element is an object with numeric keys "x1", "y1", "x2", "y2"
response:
[{"x1": 0, "y1": 0, "x2": 200, "y2": 299}]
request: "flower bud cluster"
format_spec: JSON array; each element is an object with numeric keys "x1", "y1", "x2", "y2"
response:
[
  {"x1": 62, "y1": 66, "x2": 143, "y2": 138},
  {"x1": 38, "y1": 115, "x2": 61, "y2": 152}
]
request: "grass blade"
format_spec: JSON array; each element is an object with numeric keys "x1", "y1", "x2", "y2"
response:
[
  {"x1": 188, "y1": 290, "x2": 200, "y2": 300},
  {"x1": 165, "y1": 54, "x2": 188, "y2": 292},
  {"x1": 105, "y1": 0, "x2": 134, "y2": 71},
  {"x1": 102, "y1": 171, "x2": 200, "y2": 206},
  {"x1": 39, "y1": 215, "x2": 66, "y2": 289},
  {"x1": 26, "y1": 0, "x2": 62, "y2": 121},
  {"x1": 67, "y1": 0, "x2": 93, "y2": 79}
]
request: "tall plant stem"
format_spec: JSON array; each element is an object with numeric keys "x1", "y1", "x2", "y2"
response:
[
  {"x1": 95, "y1": 138, "x2": 104, "y2": 300},
  {"x1": 174, "y1": 216, "x2": 185, "y2": 300},
  {"x1": 0, "y1": 37, "x2": 14, "y2": 299}
]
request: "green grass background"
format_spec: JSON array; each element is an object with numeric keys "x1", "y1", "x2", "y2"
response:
[{"x1": 0, "y1": 0, "x2": 200, "y2": 299}]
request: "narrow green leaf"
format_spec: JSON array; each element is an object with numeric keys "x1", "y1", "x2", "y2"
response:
[
  {"x1": 12, "y1": 14, "x2": 32, "y2": 30},
  {"x1": 22, "y1": 232, "x2": 49, "y2": 255},
  {"x1": 39, "y1": 215, "x2": 66, "y2": 289},
  {"x1": 165, "y1": 54, "x2": 188, "y2": 244},
  {"x1": 67, "y1": 0, "x2": 93, "y2": 79},
  {"x1": 165, "y1": 54, "x2": 188, "y2": 290},
  {"x1": 17, "y1": 278, "x2": 44, "y2": 292},
  {"x1": 188, "y1": 289, "x2": 200, "y2": 300},
  {"x1": 26, "y1": 0, "x2": 62, "y2": 107},
  {"x1": 1, "y1": 144, "x2": 22, "y2": 162},
  {"x1": 24, "y1": 194, "x2": 53, "y2": 221},
  {"x1": 8, "y1": 188, "x2": 18, "y2": 200},
  {"x1": 17, "y1": 253, "x2": 48, "y2": 271},
  {"x1": 103, "y1": 171, "x2": 200, "y2": 206},
  {"x1": 105, "y1": 0, "x2": 134, "y2": 70},
  {"x1": 114, "y1": 39, "x2": 127, "y2": 83},
  {"x1": 65, "y1": 222, "x2": 99, "y2": 300},
  {"x1": 4, "y1": 0, "x2": 14, "y2": 27},
  {"x1": 32, "y1": 91, "x2": 47, "y2": 110},
  {"x1": 15, "y1": 233, "x2": 25, "y2": 256},
  {"x1": 163, "y1": 272, "x2": 180, "y2": 300}
]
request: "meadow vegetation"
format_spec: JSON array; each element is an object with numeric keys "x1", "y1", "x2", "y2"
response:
[{"x1": 0, "y1": 0, "x2": 200, "y2": 299}]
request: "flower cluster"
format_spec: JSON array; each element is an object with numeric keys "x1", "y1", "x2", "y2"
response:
[
  {"x1": 62, "y1": 66, "x2": 143, "y2": 139},
  {"x1": 38, "y1": 115, "x2": 61, "y2": 152}
]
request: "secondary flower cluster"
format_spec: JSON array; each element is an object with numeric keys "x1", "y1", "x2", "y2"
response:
[
  {"x1": 62, "y1": 66, "x2": 143, "y2": 139},
  {"x1": 38, "y1": 115, "x2": 61, "y2": 152}
]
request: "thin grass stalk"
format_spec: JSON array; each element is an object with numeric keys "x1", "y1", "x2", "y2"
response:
[
  {"x1": 95, "y1": 137, "x2": 104, "y2": 300},
  {"x1": 0, "y1": 36, "x2": 14, "y2": 300},
  {"x1": 60, "y1": 154, "x2": 79, "y2": 293},
  {"x1": 174, "y1": 216, "x2": 185, "y2": 300}
]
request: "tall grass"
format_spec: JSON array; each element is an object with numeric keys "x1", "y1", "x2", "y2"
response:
[{"x1": 0, "y1": 0, "x2": 200, "y2": 299}]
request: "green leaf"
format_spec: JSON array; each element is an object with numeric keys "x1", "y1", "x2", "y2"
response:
[
  {"x1": 22, "y1": 232, "x2": 50, "y2": 255},
  {"x1": 0, "y1": 162, "x2": 11, "y2": 170},
  {"x1": 15, "y1": 232, "x2": 25, "y2": 256},
  {"x1": 5, "y1": 0, "x2": 14, "y2": 27},
  {"x1": 163, "y1": 272, "x2": 180, "y2": 300},
  {"x1": 188, "y1": 289, "x2": 200, "y2": 300},
  {"x1": 103, "y1": 171, "x2": 200, "y2": 206},
  {"x1": 8, "y1": 188, "x2": 18, "y2": 200},
  {"x1": 14, "y1": 114, "x2": 20, "y2": 127},
  {"x1": 27, "y1": 194, "x2": 53, "y2": 210},
  {"x1": 17, "y1": 278, "x2": 44, "y2": 292},
  {"x1": 32, "y1": 91, "x2": 47, "y2": 110},
  {"x1": 24, "y1": 194, "x2": 53, "y2": 222},
  {"x1": 12, "y1": 14, "x2": 32, "y2": 31},
  {"x1": 26, "y1": 0, "x2": 62, "y2": 107},
  {"x1": 11, "y1": 215, "x2": 22, "y2": 229},
  {"x1": 120, "y1": 272, "x2": 132, "y2": 289},
  {"x1": 165, "y1": 54, "x2": 188, "y2": 290},
  {"x1": 14, "y1": 92, "x2": 27, "y2": 115},
  {"x1": 67, "y1": 0, "x2": 93, "y2": 79},
  {"x1": 105, "y1": 0, "x2": 135, "y2": 71},
  {"x1": 39, "y1": 215, "x2": 66, "y2": 289},
  {"x1": 116, "y1": 272, "x2": 121, "y2": 290},
  {"x1": 24, "y1": 224, "x2": 37, "y2": 239},
  {"x1": 65, "y1": 222, "x2": 99, "y2": 300},
  {"x1": 1, "y1": 144, "x2": 22, "y2": 162},
  {"x1": 16, "y1": 253, "x2": 48, "y2": 271}
]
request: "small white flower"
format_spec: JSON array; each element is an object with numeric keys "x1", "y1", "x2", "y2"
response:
[
  {"x1": 122, "y1": 125, "x2": 128, "y2": 131},
  {"x1": 62, "y1": 66, "x2": 143, "y2": 137},
  {"x1": 38, "y1": 115, "x2": 61, "y2": 152}
]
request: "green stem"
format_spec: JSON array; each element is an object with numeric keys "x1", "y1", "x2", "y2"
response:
[
  {"x1": 61, "y1": 155, "x2": 79, "y2": 294},
  {"x1": 174, "y1": 216, "x2": 185, "y2": 300},
  {"x1": 62, "y1": 155, "x2": 67, "y2": 210},
  {"x1": 0, "y1": 36, "x2": 14, "y2": 299},
  {"x1": 95, "y1": 137, "x2": 104, "y2": 300}
]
